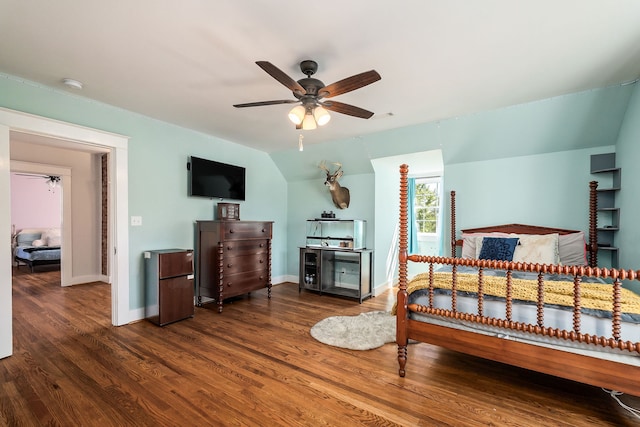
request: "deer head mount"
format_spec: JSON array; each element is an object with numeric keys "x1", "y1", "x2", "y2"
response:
[{"x1": 319, "y1": 161, "x2": 350, "y2": 209}]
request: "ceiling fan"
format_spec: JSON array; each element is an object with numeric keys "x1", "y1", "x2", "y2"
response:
[
  {"x1": 233, "y1": 60, "x2": 381, "y2": 130},
  {"x1": 14, "y1": 173, "x2": 61, "y2": 189}
]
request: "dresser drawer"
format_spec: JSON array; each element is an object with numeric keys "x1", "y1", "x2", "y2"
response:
[
  {"x1": 222, "y1": 253, "x2": 268, "y2": 275},
  {"x1": 158, "y1": 250, "x2": 193, "y2": 279},
  {"x1": 222, "y1": 268, "x2": 269, "y2": 297},
  {"x1": 223, "y1": 222, "x2": 272, "y2": 240},
  {"x1": 223, "y1": 239, "x2": 269, "y2": 255}
]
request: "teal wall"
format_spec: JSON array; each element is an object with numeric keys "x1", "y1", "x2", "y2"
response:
[
  {"x1": 271, "y1": 84, "x2": 632, "y2": 181},
  {"x1": 0, "y1": 75, "x2": 288, "y2": 310},
  {"x1": 616, "y1": 83, "x2": 640, "y2": 293},
  {"x1": 278, "y1": 85, "x2": 633, "y2": 292},
  {"x1": 287, "y1": 173, "x2": 375, "y2": 280},
  {"x1": 3, "y1": 72, "x2": 638, "y2": 303}
]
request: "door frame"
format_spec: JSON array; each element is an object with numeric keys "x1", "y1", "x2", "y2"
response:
[
  {"x1": 10, "y1": 161, "x2": 73, "y2": 285},
  {"x1": 0, "y1": 108, "x2": 130, "y2": 359}
]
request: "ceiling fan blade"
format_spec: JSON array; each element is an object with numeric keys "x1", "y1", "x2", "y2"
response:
[
  {"x1": 318, "y1": 70, "x2": 381, "y2": 98},
  {"x1": 256, "y1": 61, "x2": 306, "y2": 95},
  {"x1": 233, "y1": 100, "x2": 299, "y2": 108},
  {"x1": 321, "y1": 101, "x2": 375, "y2": 119}
]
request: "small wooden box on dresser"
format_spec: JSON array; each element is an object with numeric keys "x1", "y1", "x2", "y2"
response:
[{"x1": 195, "y1": 220, "x2": 273, "y2": 313}]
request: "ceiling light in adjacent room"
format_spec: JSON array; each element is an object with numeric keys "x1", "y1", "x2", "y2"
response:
[{"x1": 62, "y1": 78, "x2": 83, "y2": 90}]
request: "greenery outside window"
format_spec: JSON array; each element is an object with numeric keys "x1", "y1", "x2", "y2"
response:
[{"x1": 408, "y1": 176, "x2": 442, "y2": 254}]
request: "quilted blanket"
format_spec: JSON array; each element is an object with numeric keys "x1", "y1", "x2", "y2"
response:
[{"x1": 402, "y1": 272, "x2": 640, "y2": 317}]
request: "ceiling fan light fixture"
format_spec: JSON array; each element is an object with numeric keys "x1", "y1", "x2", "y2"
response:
[
  {"x1": 302, "y1": 113, "x2": 317, "y2": 130},
  {"x1": 313, "y1": 106, "x2": 331, "y2": 126},
  {"x1": 288, "y1": 105, "x2": 306, "y2": 125}
]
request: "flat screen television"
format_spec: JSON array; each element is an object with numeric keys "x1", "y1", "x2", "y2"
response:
[{"x1": 188, "y1": 156, "x2": 246, "y2": 201}]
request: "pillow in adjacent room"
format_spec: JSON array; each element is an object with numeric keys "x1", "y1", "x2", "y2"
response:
[
  {"x1": 47, "y1": 235, "x2": 61, "y2": 246},
  {"x1": 477, "y1": 237, "x2": 519, "y2": 261},
  {"x1": 512, "y1": 234, "x2": 560, "y2": 265},
  {"x1": 16, "y1": 232, "x2": 41, "y2": 247},
  {"x1": 31, "y1": 239, "x2": 45, "y2": 247},
  {"x1": 41, "y1": 228, "x2": 61, "y2": 247}
]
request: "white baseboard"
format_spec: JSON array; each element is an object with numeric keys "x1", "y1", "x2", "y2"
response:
[
  {"x1": 64, "y1": 274, "x2": 108, "y2": 287},
  {"x1": 275, "y1": 274, "x2": 298, "y2": 284},
  {"x1": 372, "y1": 280, "x2": 393, "y2": 296},
  {"x1": 128, "y1": 307, "x2": 145, "y2": 324}
]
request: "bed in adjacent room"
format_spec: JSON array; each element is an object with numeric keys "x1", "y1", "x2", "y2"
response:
[
  {"x1": 395, "y1": 164, "x2": 640, "y2": 397},
  {"x1": 13, "y1": 228, "x2": 61, "y2": 272}
]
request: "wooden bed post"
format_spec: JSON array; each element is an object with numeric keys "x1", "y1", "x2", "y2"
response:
[
  {"x1": 397, "y1": 164, "x2": 409, "y2": 377},
  {"x1": 450, "y1": 190, "x2": 456, "y2": 257},
  {"x1": 589, "y1": 181, "x2": 598, "y2": 267}
]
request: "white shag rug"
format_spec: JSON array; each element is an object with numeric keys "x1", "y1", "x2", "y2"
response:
[{"x1": 309, "y1": 311, "x2": 396, "y2": 350}]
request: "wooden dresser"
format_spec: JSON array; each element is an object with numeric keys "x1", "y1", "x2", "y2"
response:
[{"x1": 195, "y1": 220, "x2": 273, "y2": 313}]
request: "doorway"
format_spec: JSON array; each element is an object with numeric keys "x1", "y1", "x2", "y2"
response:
[
  {"x1": 0, "y1": 107, "x2": 130, "y2": 359},
  {"x1": 10, "y1": 161, "x2": 71, "y2": 284}
]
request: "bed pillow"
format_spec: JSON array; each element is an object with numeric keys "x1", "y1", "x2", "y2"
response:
[
  {"x1": 511, "y1": 233, "x2": 559, "y2": 265},
  {"x1": 477, "y1": 237, "x2": 519, "y2": 261},
  {"x1": 31, "y1": 239, "x2": 46, "y2": 247},
  {"x1": 41, "y1": 228, "x2": 61, "y2": 246},
  {"x1": 461, "y1": 232, "x2": 510, "y2": 259},
  {"x1": 47, "y1": 235, "x2": 61, "y2": 246},
  {"x1": 16, "y1": 232, "x2": 42, "y2": 246},
  {"x1": 558, "y1": 232, "x2": 588, "y2": 266}
]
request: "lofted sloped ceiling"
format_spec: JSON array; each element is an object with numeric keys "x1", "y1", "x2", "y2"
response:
[{"x1": 1, "y1": 1, "x2": 640, "y2": 155}]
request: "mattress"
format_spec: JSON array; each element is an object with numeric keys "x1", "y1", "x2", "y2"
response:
[
  {"x1": 406, "y1": 266, "x2": 640, "y2": 364},
  {"x1": 14, "y1": 245, "x2": 61, "y2": 262}
]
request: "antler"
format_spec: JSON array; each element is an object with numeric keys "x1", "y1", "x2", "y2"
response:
[{"x1": 319, "y1": 161, "x2": 343, "y2": 176}]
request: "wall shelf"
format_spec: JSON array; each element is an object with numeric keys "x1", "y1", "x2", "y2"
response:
[{"x1": 590, "y1": 153, "x2": 620, "y2": 268}]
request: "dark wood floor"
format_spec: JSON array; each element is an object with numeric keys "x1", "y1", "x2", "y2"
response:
[{"x1": 2, "y1": 268, "x2": 640, "y2": 426}]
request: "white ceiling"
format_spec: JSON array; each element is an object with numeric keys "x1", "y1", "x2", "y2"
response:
[{"x1": 1, "y1": 1, "x2": 640, "y2": 153}]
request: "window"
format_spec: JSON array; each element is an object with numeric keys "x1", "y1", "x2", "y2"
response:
[
  {"x1": 413, "y1": 178, "x2": 441, "y2": 234},
  {"x1": 408, "y1": 176, "x2": 442, "y2": 255}
]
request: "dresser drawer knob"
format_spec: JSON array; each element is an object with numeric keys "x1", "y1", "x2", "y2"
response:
[
  {"x1": 227, "y1": 282, "x2": 232, "y2": 287},
  {"x1": 229, "y1": 229, "x2": 235, "y2": 233},
  {"x1": 262, "y1": 228, "x2": 266, "y2": 233},
  {"x1": 227, "y1": 263, "x2": 233, "y2": 268},
  {"x1": 259, "y1": 259, "x2": 264, "y2": 264},
  {"x1": 227, "y1": 246, "x2": 232, "y2": 250},
  {"x1": 259, "y1": 243, "x2": 264, "y2": 248}
]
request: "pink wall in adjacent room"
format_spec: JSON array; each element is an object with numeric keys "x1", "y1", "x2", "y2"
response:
[{"x1": 10, "y1": 174, "x2": 62, "y2": 232}]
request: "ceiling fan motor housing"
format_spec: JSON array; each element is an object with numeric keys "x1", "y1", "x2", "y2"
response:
[
  {"x1": 299, "y1": 60, "x2": 318, "y2": 76},
  {"x1": 295, "y1": 78, "x2": 324, "y2": 98}
]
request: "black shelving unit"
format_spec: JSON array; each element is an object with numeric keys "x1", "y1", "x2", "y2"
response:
[
  {"x1": 590, "y1": 153, "x2": 620, "y2": 268},
  {"x1": 299, "y1": 247, "x2": 372, "y2": 303}
]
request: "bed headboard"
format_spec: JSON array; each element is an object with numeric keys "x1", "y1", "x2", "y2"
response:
[
  {"x1": 449, "y1": 190, "x2": 593, "y2": 266},
  {"x1": 457, "y1": 223, "x2": 582, "y2": 244}
]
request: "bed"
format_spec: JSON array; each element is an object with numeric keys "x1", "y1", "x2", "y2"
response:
[
  {"x1": 13, "y1": 228, "x2": 61, "y2": 272},
  {"x1": 395, "y1": 164, "x2": 640, "y2": 397}
]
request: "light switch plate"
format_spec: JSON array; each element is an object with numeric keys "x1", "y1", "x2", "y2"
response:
[{"x1": 131, "y1": 216, "x2": 142, "y2": 226}]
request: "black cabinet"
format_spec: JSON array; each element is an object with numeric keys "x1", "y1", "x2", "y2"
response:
[
  {"x1": 144, "y1": 249, "x2": 194, "y2": 326},
  {"x1": 299, "y1": 247, "x2": 372, "y2": 303}
]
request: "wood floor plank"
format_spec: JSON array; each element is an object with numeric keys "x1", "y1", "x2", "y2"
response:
[{"x1": 2, "y1": 267, "x2": 640, "y2": 426}]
